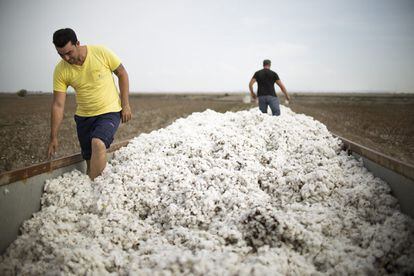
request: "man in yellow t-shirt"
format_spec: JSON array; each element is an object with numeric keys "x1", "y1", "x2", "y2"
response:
[{"x1": 48, "y1": 28, "x2": 132, "y2": 180}]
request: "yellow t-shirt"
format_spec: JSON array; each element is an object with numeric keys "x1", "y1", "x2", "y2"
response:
[{"x1": 53, "y1": 45, "x2": 122, "y2": 117}]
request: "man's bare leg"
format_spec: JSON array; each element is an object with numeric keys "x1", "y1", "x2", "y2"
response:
[
  {"x1": 89, "y1": 138, "x2": 107, "y2": 180},
  {"x1": 86, "y1": 160, "x2": 91, "y2": 176}
]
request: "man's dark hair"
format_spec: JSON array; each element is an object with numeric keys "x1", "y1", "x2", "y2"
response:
[
  {"x1": 263, "y1": 59, "x2": 271, "y2": 66},
  {"x1": 53, "y1": 28, "x2": 78, "y2": 48}
]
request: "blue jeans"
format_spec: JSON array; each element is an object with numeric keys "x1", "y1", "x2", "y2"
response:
[{"x1": 258, "y1": 95, "x2": 280, "y2": 116}]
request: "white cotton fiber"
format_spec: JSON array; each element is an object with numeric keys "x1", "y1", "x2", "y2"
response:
[{"x1": 1, "y1": 107, "x2": 413, "y2": 275}]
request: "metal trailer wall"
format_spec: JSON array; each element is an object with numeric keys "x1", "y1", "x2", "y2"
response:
[
  {"x1": 0, "y1": 162, "x2": 86, "y2": 255},
  {"x1": 354, "y1": 154, "x2": 414, "y2": 218},
  {"x1": 338, "y1": 134, "x2": 414, "y2": 218}
]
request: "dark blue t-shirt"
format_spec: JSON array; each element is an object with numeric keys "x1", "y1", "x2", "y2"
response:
[{"x1": 253, "y1": 69, "x2": 280, "y2": 97}]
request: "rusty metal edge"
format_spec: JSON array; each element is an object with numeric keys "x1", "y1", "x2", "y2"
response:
[
  {"x1": 332, "y1": 133, "x2": 414, "y2": 181},
  {"x1": 0, "y1": 140, "x2": 129, "y2": 186}
]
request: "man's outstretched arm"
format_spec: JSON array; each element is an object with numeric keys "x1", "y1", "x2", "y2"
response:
[
  {"x1": 249, "y1": 78, "x2": 257, "y2": 99},
  {"x1": 48, "y1": 91, "x2": 66, "y2": 158},
  {"x1": 276, "y1": 80, "x2": 290, "y2": 101},
  {"x1": 114, "y1": 63, "x2": 132, "y2": 123}
]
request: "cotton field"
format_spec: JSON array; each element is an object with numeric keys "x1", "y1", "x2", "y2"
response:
[{"x1": 1, "y1": 107, "x2": 413, "y2": 275}]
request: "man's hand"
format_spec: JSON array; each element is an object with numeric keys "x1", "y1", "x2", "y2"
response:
[
  {"x1": 121, "y1": 104, "x2": 132, "y2": 123},
  {"x1": 47, "y1": 137, "x2": 58, "y2": 159},
  {"x1": 275, "y1": 79, "x2": 290, "y2": 104},
  {"x1": 285, "y1": 95, "x2": 291, "y2": 105},
  {"x1": 114, "y1": 64, "x2": 131, "y2": 123},
  {"x1": 250, "y1": 94, "x2": 259, "y2": 104},
  {"x1": 250, "y1": 93, "x2": 258, "y2": 104}
]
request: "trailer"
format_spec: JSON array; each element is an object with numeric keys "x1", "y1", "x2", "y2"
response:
[{"x1": 0, "y1": 136, "x2": 413, "y2": 255}]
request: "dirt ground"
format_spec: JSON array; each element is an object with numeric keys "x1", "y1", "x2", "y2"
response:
[
  {"x1": 0, "y1": 93, "x2": 413, "y2": 172},
  {"x1": 288, "y1": 93, "x2": 414, "y2": 165}
]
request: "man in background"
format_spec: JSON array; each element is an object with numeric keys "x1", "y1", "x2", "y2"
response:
[
  {"x1": 249, "y1": 59, "x2": 290, "y2": 116},
  {"x1": 47, "y1": 28, "x2": 132, "y2": 180}
]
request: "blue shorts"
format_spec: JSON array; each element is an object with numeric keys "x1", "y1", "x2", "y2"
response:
[
  {"x1": 258, "y1": 95, "x2": 281, "y2": 116},
  {"x1": 74, "y1": 112, "x2": 121, "y2": 160}
]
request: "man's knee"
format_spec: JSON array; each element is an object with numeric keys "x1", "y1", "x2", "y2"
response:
[{"x1": 91, "y1": 137, "x2": 106, "y2": 153}]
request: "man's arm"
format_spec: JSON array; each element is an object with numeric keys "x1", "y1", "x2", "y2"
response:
[
  {"x1": 48, "y1": 91, "x2": 66, "y2": 158},
  {"x1": 113, "y1": 63, "x2": 132, "y2": 123},
  {"x1": 275, "y1": 80, "x2": 290, "y2": 102},
  {"x1": 249, "y1": 78, "x2": 257, "y2": 100}
]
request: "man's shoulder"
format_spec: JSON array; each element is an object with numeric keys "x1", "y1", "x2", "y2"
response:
[
  {"x1": 87, "y1": 44, "x2": 104, "y2": 55},
  {"x1": 89, "y1": 45, "x2": 118, "y2": 61},
  {"x1": 254, "y1": 69, "x2": 264, "y2": 76},
  {"x1": 54, "y1": 59, "x2": 69, "y2": 73},
  {"x1": 271, "y1": 70, "x2": 279, "y2": 78},
  {"x1": 267, "y1": 69, "x2": 278, "y2": 77}
]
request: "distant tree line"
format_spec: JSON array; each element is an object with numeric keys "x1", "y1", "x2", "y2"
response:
[
  {"x1": 16, "y1": 89, "x2": 28, "y2": 97},
  {"x1": 15, "y1": 89, "x2": 45, "y2": 97}
]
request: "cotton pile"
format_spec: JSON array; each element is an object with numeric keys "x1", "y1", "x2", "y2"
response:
[{"x1": 1, "y1": 107, "x2": 413, "y2": 275}]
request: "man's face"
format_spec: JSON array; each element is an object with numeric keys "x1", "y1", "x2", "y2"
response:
[{"x1": 56, "y1": 41, "x2": 80, "y2": 64}]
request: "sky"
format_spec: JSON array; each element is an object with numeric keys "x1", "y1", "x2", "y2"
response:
[{"x1": 0, "y1": 0, "x2": 413, "y2": 93}]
